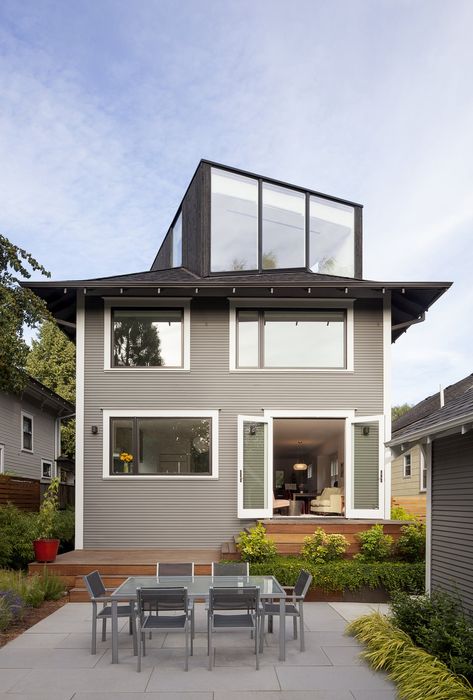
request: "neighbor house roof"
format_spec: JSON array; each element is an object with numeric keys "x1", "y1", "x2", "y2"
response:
[
  {"x1": 389, "y1": 382, "x2": 473, "y2": 446},
  {"x1": 9, "y1": 375, "x2": 75, "y2": 416}
]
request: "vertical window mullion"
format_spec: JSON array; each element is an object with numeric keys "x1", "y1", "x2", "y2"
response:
[
  {"x1": 133, "y1": 417, "x2": 139, "y2": 475},
  {"x1": 259, "y1": 310, "x2": 264, "y2": 368},
  {"x1": 258, "y1": 179, "x2": 263, "y2": 272},
  {"x1": 305, "y1": 192, "x2": 310, "y2": 271}
]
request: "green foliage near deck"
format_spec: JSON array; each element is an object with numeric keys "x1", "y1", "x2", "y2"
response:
[
  {"x1": 0, "y1": 568, "x2": 65, "y2": 632},
  {"x1": 348, "y1": 612, "x2": 473, "y2": 700},
  {"x1": 249, "y1": 555, "x2": 425, "y2": 594}
]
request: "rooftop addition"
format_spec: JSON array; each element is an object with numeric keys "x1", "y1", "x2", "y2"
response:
[{"x1": 152, "y1": 161, "x2": 362, "y2": 279}]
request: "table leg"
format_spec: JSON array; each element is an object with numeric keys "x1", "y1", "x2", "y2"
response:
[
  {"x1": 111, "y1": 600, "x2": 118, "y2": 664},
  {"x1": 279, "y1": 595, "x2": 285, "y2": 662}
]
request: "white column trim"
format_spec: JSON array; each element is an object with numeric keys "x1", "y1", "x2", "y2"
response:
[
  {"x1": 383, "y1": 293, "x2": 392, "y2": 519},
  {"x1": 423, "y1": 442, "x2": 432, "y2": 593},
  {"x1": 75, "y1": 292, "x2": 85, "y2": 549}
]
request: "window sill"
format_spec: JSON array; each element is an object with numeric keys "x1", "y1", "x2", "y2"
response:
[
  {"x1": 103, "y1": 475, "x2": 218, "y2": 481},
  {"x1": 230, "y1": 368, "x2": 354, "y2": 373},
  {"x1": 21, "y1": 448, "x2": 34, "y2": 454},
  {"x1": 103, "y1": 367, "x2": 190, "y2": 373}
]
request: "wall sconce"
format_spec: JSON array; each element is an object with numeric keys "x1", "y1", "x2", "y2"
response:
[
  {"x1": 91, "y1": 425, "x2": 98, "y2": 435},
  {"x1": 363, "y1": 426, "x2": 370, "y2": 436}
]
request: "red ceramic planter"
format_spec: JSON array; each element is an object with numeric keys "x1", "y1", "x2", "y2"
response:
[{"x1": 33, "y1": 539, "x2": 60, "y2": 563}]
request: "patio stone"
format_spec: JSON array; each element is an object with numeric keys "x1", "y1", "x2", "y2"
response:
[
  {"x1": 146, "y1": 666, "x2": 281, "y2": 692},
  {"x1": 0, "y1": 669, "x2": 32, "y2": 693},
  {"x1": 321, "y1": 645, "x2": 363, "y2": 665},
  {"x1": 328, "y1": 603, "x2": 383, "y2": 623},
  {"x1": 96, "y1": 647, "x2": 208, "y2": 670},
  {"x1": 275, "y1": 665, "x2": 396, "y2": 691},
  {"x1": 4, "y1": 632, "x2": 69, "y2": 649},
  {"x1": 264, "y1": 629, "x2": 360, "y2": 649},
  {"x1": 73, "y1": 694, "x2": 213, "y2": 700},
  {"x1": 214, "y1": 692, "x2": 355, "y2": 700},
  {"x1": 351, "y1": 691, "x2": 397, "y2": 700},
  {"x1": 0, "y1": 647, "x2": 107, "y2": 669},
  {"x1": 9, "y1": 667, "x2": 153, "y2": 694},
  {"x1": 0, "y1": 694, "x2": 74, "y2": 700},
  {"x1": 214, "y1": 643, "x2": 332, "y2": 667}
]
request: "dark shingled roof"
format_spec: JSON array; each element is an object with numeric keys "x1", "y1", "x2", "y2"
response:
[
  {"x1": 390, "y1": 385, "x2": 473, "y2": 444},
  {"x1": 392, "y1": 373, "x2": 473, "y2": 434}
]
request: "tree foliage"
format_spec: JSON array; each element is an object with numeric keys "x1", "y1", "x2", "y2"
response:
[
  {"x1": 392, "y1": 403, "x2": 413, "y2": 422},
  {"x1": 26, "y1": 320, "x2": 76, "y2": 457},
  {"x1": 113, "y1": 318, "x2": 162, "y2": 366},
  {"x1": 0, "y1": 235, "x2": 50, "y2": 393}
]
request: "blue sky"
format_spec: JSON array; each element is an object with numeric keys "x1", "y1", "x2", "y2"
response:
[{"x1": 1, "y1": 0, "x2": 472, "y2": 405}]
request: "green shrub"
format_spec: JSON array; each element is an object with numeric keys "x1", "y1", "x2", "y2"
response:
[
  {"x1": 249, "y1": 555, "x2": 424, "y2": 594},
  {"x1": 355, "y1": 524, "x2": 393, "y2": 562},
  {"x1": 396, "y1": 521, "x2": 426, "y2": 562},
  {"x1": 348, "y1": 611, "x2": 473, "y2": 700},
  {"x1": 301, "y1": 528, "x2": 348, "y2": 563},
  {"x1": 391, "y1": 504, "x2": 416, "y2": 520},
  {"x1": 390, "y1": 591, "x2": 473, "y2": 684},
  {"x1": 0, "y1": 596, "x2": 13, "y2": 632},
  {"x1": 36, "y1": 478, "x2": 60, "y2": 540},
  {"x1": 0, "y1": 569, "x2": 44, "y2": 607},
  {"x1": 0, "y1": 504, "x2": 36, "y2": 569},
  {"x1": 38, "y1": 568, "x2": 65, "y2": 601},
  {"x1": 237, "y1": 522, "x2": 277, "y2": 562},
  {"x1": 52, "y1": 508, "x2": 75, "y2": 548}
]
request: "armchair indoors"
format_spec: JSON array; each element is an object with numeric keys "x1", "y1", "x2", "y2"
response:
[{"x1": 310, "y1": 487, "x2": 343, "y2": 515}]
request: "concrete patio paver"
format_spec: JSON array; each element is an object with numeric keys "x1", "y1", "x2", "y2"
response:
[{"x1": 1, "y1": 602, "x2": 397, "y2": 698}]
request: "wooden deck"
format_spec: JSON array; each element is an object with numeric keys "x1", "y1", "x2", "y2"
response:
[{"x1": 29, "y1": 548, "x2": 222, "y2": 602}]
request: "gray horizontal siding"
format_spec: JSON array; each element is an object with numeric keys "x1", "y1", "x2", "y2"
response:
[
  {"x1": 431, "y1": 432, "x2": 473, "y2": 616},
  {"x1": 83, "y1": 297, "x2": 384, "y2": 548},
  {"x1": 0, "y1": 392, "x2": 56, "y2": 481}
]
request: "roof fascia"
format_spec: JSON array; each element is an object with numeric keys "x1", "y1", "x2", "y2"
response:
[{"x1": 388, "y1": 412, "x2": 473, "y2": 446}]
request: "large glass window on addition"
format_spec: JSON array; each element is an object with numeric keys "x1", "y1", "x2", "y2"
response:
[
  {"x1": 211, "y1": 168, "x2": 258, "y2": 272},
  {"x1": 172, "y1": 212, "x2": 182, "y2": 268},
  {"x1": 309, "y1": 196, "x2": 355, "y2": 277},
  {"x1": 112, "y1": 309, "x2": 183, "y2": 367},
  {"x1": 262, "y1": 183, "x2": 305, "y2": 269},
  {"x1": 110, "y1": 417, "x2": 211, "y2": 476},
  {"x1": 237, "y1": 309, "x2": 346, "y2": 369}
]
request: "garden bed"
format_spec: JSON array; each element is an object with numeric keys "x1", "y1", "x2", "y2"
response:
[{"x1": 0, "y1": 595, "x2": 68, "y2": 648}]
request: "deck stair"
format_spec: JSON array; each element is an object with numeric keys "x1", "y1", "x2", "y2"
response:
[{"x1": 262, "y1": 518, "x2": 406, "y2": 556}]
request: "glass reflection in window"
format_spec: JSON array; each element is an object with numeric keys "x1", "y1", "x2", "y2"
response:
[
  {"x1": 112, "y1": 309, "x2": 183, "y2": 367},
  {"x1": 211, "y1": 168, "x2": 258, "y2": 272},
  {"x1": 309, "y1": 196, "x2": 354, "y2": 277},
  {"x1": 111, "y1": 418, "x2": 134, "y2": 474},
  {"x1": 237, "y1": 310, "x2": 259, "y2": 367},
  {"x1": 262, "y1": 183, "x2": 305, "y2": 269},
  {"x1": 172, "y1": 213, "x2": 182, "y2": 267}
]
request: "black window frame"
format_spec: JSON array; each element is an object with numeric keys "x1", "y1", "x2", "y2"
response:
[
  {"x1": 111, "y1": 306, "x2": 184, "y2": 368},
  {"x1": 236, "y1": 308, "x2": 348, "y2": 370},
  {"x1": 109, "y1": 416, "x2": 213, "y2": 477}
]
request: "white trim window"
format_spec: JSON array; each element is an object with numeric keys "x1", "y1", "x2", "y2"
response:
[
  {"x1": 420, "y1": 449, "x2": 427, "y2": 492},
  {"x1": 103, "y1": 298, "x2": 191, "y2": 371},
  {"x1": 0, "y1": 444, "x2": 4, "y2": 474},
  {"x1": 229, "y1": 298, "x2": 354, "y2": 372},
  {"x1": 21, "y1": 412, "x2": 34, "y2": 452},
  {"x1": 102, "y1": 410, "x2": 219, "y2": 480},
  {"x1": 41, "y1": 459, "x2": 53, "y2": 481},
  {"x1": 403, "y1": 452, "x2": 412, "y2": 478}
]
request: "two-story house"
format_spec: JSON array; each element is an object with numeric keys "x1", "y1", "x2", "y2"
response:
[{"x1": 24, "y1": 161, "x2": 450, "y2": 550}]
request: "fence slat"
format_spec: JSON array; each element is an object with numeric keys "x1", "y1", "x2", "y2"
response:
[{"x1": 0, "y1": 475, "x2": 40, "y2": 511}]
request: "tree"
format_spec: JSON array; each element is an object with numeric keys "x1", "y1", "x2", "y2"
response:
[
  {"x1": 26, "y1": 321, "x2": 76, "y2": 457},
  {"x1": 0, "y1": 235, "x2": 50, "y2": 393},
  {"x1": 113, "y1": 318, "x2": 162, "y2": 366},
  {"x1": 392, "y1": 403, "x2": 413, "y2": 422}
]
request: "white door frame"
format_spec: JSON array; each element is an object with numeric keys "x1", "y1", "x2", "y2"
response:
[
  {"x1": 237, "y1": 415, "x2": 272, "y2": 519},
  {"x1": 0, "y1": 444, "x2": 4, "y2": 474},
  {"x1": 345, "y1": 415, "x2": 385, "y2": 519}
]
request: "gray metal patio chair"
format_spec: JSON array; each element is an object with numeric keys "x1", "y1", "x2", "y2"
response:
[
  {"x1": 83, "y1": 570, "x2": 137, "y2": 655},
  {"x1": 155, "y1": 562, "x2": 195, "y2": 639},
  {"x1": 136, "y1": 587, "x2": 192, "y2": 672},
  {"x1": 259, "y1": 569, "x2": 312, "y2": 652},
  {"x1": 211, "y1": 561, "x2": 249, "y2": 576},
  {"x1": 207, "y1": 586, "x2": 260, "y2": 670}
]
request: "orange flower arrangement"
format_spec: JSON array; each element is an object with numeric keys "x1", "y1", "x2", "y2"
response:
[{"x1": 119, "y1": 451, "x2": 133, "y2": 473}]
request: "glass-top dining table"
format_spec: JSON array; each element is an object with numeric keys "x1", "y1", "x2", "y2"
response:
[{"x1": 110, "y1": 575, "x2": 287, "y2": 663}]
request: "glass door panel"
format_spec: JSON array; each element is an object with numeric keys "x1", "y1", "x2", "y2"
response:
[{"x1": 237, "y1": 416, "x2": 272, "y2": 518}]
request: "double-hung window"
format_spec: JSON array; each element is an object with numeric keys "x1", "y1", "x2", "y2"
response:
[
  {"x1": 41, "y1": 459, "x2": 53, "y2": 480},
  {"x1": 403, "y1": 453, "x2": 412, "y2": 478},
  {"x1": 236, "y1": 309, "x2": 346, "y2": 369},
  {"x1": 21, "y1": 412, "x2": 33, "y2": 452},
  {"x1": 105, "y1": 411, "x2": 218, "y2": 478}
]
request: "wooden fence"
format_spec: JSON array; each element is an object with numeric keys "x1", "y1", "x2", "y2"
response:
[{"x1": 0, "y1": 475, "x2": 40, "y2": 511}]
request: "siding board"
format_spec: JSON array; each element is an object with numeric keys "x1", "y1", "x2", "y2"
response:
[{"x1": 83, "y1": 297, "x2": 384, "y2": 548}]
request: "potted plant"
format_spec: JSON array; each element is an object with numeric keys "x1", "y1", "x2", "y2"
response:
[{"x1": 33, "y1": 477, "x2": 60, "y2": 562}]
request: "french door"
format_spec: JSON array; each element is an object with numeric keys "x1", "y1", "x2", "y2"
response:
[
  {"x1": 237, "y1": 416, "x2": 272, "y2": 519},
  {"x1": 345, "y1": 415, "x2": 385, "y2": 518}
]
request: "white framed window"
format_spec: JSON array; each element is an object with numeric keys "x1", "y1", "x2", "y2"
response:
[
  {"x1": 229, "y1": 298, "x2": 354, "y2": 372},
  {"x1": 330, "y1": 455, "x2": 339, "y2": 485},
  {"x1": 0, "y1": 444, "x2": 4, "y2": 474},
  {"x1": 41, "y1": 459, "x2": 53, "y2": 481},
  {"x1": 403, "y1": 453, "x2": 412, "y2": 478},
  {"x1": 21, "y1": 411, "x2": 34, "y2": 452},
  {"x1": 420, "y1": 449, "x2": 427, "y2": 492},
  {"x1": 102, "y1": 410, "x2": 219, "y2": 480},
  {"x1": 103, "y1": 298, "x2": 191, "y2": 371}
]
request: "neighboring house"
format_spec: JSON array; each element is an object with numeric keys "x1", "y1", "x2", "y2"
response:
[
  {"x1": 0, "y1": 376, "x2": 75, "y2": 505},
  {"x1": 23, "y1": 160, "x2": 450, "y2": 550},
  {"x1": 389, "y1": 385, "x2": 473, "y2": 616},
  {"x1": 391, "y1": 374, "x2": 473, "y2": 518}
]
